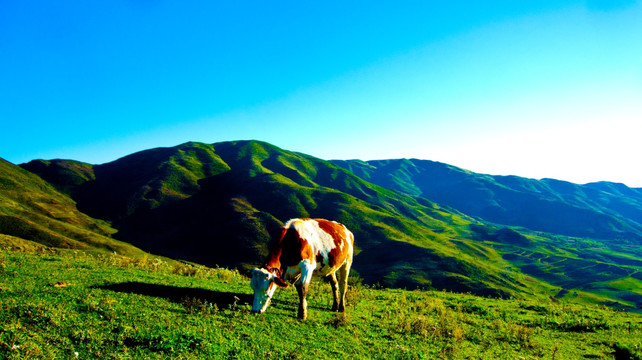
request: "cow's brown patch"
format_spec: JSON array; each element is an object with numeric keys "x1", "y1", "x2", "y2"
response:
[
  {"x1": 315, "y1": 219, "x2": 346, "y2": 245},
  {"x1": 315, "y1": 219, "x2": 349, "y2": 268},
  {"x1": 268, "y1": 226, "x2": 310, "y2": 269}
]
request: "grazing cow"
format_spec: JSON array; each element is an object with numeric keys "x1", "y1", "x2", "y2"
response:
[{"x1": 250, "y1": 218, "x2": 354, "y2": 320}]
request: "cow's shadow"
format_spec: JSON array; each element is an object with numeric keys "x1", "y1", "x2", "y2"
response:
[
  {"x1": 97, "y1": 281, "x2": 327, "y2": 313},
  {"x1": 97, "y1": 282, "x2": 255, "y2": 310}
]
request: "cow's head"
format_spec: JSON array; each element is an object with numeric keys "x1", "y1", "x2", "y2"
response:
[{"x1": 250, "y1": 268, "x2": 288, "y2": 313}]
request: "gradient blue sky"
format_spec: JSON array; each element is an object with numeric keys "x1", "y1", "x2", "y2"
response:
[{"x1": 2, "y1": 1, "x2": 641, "y2": 186}]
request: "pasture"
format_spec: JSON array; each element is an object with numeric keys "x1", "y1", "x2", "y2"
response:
[{"x1": 1, "y1": 240, "x2": 641, "y2": 359}]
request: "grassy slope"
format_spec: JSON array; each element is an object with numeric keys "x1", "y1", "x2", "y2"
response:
[
  {"x1": 0, "y1": 158, "x2": 146, "y2": 257},
  {"x1": 1, "y1": 243, "x2": 641, "y2": 360},
  {"x1": 472, "y1": 226, "x2": 642, "y2": 310}
]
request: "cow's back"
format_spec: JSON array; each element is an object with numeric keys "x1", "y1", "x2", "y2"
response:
[{"x1": 285, "y1": 218, "x2": 353, "y2": 272}]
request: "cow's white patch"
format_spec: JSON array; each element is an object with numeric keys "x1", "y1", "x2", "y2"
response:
[
  {"x1": 286, "y1": 219, "x2": 336, "y2": 259},
  {"x1": 298, "y1": 259, "x2": 316, "y2": 285}
]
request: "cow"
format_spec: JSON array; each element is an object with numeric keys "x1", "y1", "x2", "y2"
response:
[{"x1": 250, "y1": 218, "x2": 354, "y2": 320}]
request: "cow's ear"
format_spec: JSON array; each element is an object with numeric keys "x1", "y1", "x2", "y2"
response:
[{"x1": 273, "y1": 277, "x2": 289, "y2": 288}]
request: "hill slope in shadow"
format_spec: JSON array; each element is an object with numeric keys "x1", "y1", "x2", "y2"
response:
[{"x1": 0, "y1": 158, "x2": 147, "y2": 256}]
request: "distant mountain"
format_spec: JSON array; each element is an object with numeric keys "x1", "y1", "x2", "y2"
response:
[
  {"x1": 0, "y1": 158, "x2": 146, "y2": 256},
  {"x1": 331, "y1": 159, "x2": 642, "y2": 242},
  {"x1": 16, "y1": 141, "x2": 642, "y2": 309}
]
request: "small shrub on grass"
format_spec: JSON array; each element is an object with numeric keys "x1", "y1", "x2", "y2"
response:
[
  {"x1": 502, "y1": 323, "x2": 535, "y2": 348},
  {"x1": 394, "y1": 305, "x2": 465, "y2": 342},
  {"x1": 519, "y1": 301, "x2": 549, "y2": 314},
  {"x1": 212, "y1": 267, "x2": 241, "y2": 282},
  {"x1": 437, "y1": 310, "x2": 465, "y2": 342},
  {"x1": 409, "y1": 315, "x2": 432, "y2": 338},
  {"x1": 345, "y1": 282, "x2": 364, "y2": 308},
  {"x1": 459, "y1": 302, "x2": 489, "y2": 316},
  {"x1": 171, "y1": 263, "x2": 198, "y2": 277},
  {"x1": 327, "y1": 312, "x2": 350, "y2": 328},
  {"x1": 181, "y1": 297, "x2": 218, "y2": 315},
  {"x1": 561, "y1": 318, "x2": 610, "y2": 333}
]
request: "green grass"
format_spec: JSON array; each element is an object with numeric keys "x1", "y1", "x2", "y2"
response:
[{"x1": 2, "y1": 242, "x2": 641, "y2": 359}]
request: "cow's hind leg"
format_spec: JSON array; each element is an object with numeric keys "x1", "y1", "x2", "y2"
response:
[
  {"x1": 327, "y1": 273, "x2": 340, "y2": 311},
  {"x1": 337, "y1": 261, "x2": 352, "y2": 312}
]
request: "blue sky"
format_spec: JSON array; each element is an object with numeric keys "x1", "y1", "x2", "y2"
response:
[{"x1": 1, "y1": 1, "x2": 641, "y2": 186}]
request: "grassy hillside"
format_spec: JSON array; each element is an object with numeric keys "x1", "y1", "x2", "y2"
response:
[
  {"x1": 1, "y1": 243, "x2": 641, "y2": 359},
  {"x1": 0, "y1": 158, "x2": 147, "y2": 257},
  {"x1": 470, "y1": 225, "x2": 642, "y2": 310},
  {"x1": 22, "y1": 141, "x2": 534, "y2": 298},
  {"x1": 18, "y1": 141, "x2": 642, "y2": 309},
  {"x1": 331, "y1": 159, "x2": 642, "y2": 242}
]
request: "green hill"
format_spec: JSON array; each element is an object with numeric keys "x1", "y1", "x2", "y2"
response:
[
  {"x1": 0, "y1": 158, "x2": 146, "y2": 257},
  {"x1": 22, "y1": 141, "x2": 523, "y2": 297},
  {"x1": 16, "y1": 141, "x2": 642, "y2": 309}
]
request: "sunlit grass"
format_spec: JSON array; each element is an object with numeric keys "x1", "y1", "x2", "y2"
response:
[{"x1": 2, "y1": 243, "x2": 641, "y2": 359}]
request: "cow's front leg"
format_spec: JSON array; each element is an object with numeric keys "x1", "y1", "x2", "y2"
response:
[
  {"x1": 295, "y1": 282, "x2": 309, "y2": 320},
  {"x1": 295, "y1": 259, "x2": 316, "y2": 320}
]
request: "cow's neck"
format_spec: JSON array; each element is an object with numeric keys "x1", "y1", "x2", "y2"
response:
[{"x1": 265, "y1": 249, "x2": 283, "y2": 276}]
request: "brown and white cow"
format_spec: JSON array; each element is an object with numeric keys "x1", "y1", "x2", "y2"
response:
[{"x1": 250, "y1": 218, "x2": 354, "y2": 320}]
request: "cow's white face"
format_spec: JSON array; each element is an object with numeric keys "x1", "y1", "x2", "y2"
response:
[{"x1": 250, "y1": 268, "x2": 282, "y2": 313}]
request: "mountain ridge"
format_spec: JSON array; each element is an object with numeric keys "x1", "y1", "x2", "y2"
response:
[
  {"x1": 18, "y1": 141, "x2": 528, "y2": 297},
  {"x1": 9, "y1": 140, "x2": 642, "y2": 309},
  {"x1": 331, "y1": 158, "x2": 642, "y2": 242}
]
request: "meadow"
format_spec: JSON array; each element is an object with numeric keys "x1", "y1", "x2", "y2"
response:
[{"x1": 1, "y1": 237, "x2": 641, "y2": 360}]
